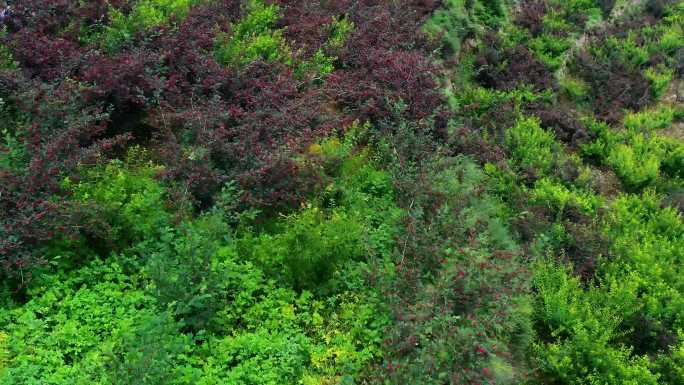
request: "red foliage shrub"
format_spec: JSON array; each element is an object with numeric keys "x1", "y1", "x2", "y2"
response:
[
  {"x1": 474, "y1": 35, "x2": 555, "y2": 91},
  {"x1": 514, "y1": 0, "x2": 548, "y2": 37},
  {"x1": 570, "y1": 50, "x2": 653, "y2": 123},
  {"x1": 327, "y1": 49, "x2": 442, "y2": 121},
  {"x1": 0, "y1": 83, "x2": 129, "y2": 285},
  {"x1": 9, "y1": 30, "x2": 82, "y2": 81},
  {"x1": 526, "y1": 102, "x2": 590, "y2": 145}
]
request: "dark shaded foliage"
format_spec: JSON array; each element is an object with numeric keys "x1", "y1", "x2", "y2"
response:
[
  {"x1": 571, "y1": 50, "x2": 653, "y2": 123},
  {"x1": 474, "y1": 34, "x2": 555, "y2": 92},
  {"x1": 624, "y1": 312, "x2": 678, "y2": 355},
  {"x1": 0, "y1": 83, "x2": 130, "y2": 286},
  {"x1": 526, "y1": 102, "x2": 591, "y2": 145},
  {"x1": 327, "y1": 49, "x2": 442, "y2": 121},
  {"x1": 514, "y1": 0, "x2": 547, "y2": 37}
]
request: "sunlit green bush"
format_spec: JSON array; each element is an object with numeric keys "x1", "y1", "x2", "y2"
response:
[
  {"x1": 505, "y1": 116, "x2": 559, "y2": 174},
  {"x1": 103, "y1": 0, "x2": 201, "y2": 51},
  {"x1": 68, "y1": 160, "x2": 170, "y2": 249},
  {"x1": 214, "y1": 0, "x2": 291, "y2": 68}
]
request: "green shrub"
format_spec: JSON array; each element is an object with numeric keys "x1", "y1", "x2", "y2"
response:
[
  {"x1": 533, "y1": 262, "x2": 658, "y2": 385},
  {"x1": 242, "y1": 206, "x2": 366, "y2": 291},
  {"x1": 660, "y1": 137, "x2": 684, "y2": 178},
  {"x1": 214, "y1": 0, "x2": 291, "y2": 68},
  {"x1": 105, "y1": 312, "x2": 193, "y2": 385},
  {"x1": 241, "y1": 135, "x2": 401, "y2": 291},
  {"x1": 0, "y1": 35, "x2": 14, "y2": 70},
  {"x1": 607, "y1": 136, "x2": 661, "y2": 190},
  {"x1": 559, "y1": 75, "x2": 590, "y2": 103},
  {"x1": 623, "y1": 105, "x2": 676, "y2": 131},
  {"x1": 0, "y1": 259, "x2": 158, "y2": 385},
  {"x1": 655, "y1": 337, "x2": 684, "y2": 384},
  {"x1": 424, "y1": 0, "x2": 476, "y2": 57},
  {"x1": 529, "y1": 33, "x2": 573, "y2": 71},
  {"x1": 103, "y1": 0, "x2": 201, "y2": 51},
  {"x1": 68, "y1": 160, "x2": 170, "y2": 250},
  {"x1": 530, "y1": 178, "x2": 603, "y2": 217},
  {"x1": 295, "y1": 16, "x2": 353, "y2": 78},
  {"x1": 587, "y1": 32, "x2": 649, "y2": 70},
  {"x1": 505, "y1": 116, "x2": 559, "y2": 174},
  {"x1": 198, "y1": 329, "x2": 310, "y2": 385},
  {"x1": 644, "y1": 65, "x2": 674, "y2": 97}
]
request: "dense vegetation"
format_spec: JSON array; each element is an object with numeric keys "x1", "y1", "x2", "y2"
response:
[{"x1": 1, "y1": 0, "x2": 684, "y2": 383}]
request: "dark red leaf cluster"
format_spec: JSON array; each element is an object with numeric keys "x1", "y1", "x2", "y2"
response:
[
  {"x1": 571, "y1": 50, "x2": 653, "y2": 124},
  {"x1": 474, "y1": 34, "x2": 555, "y2": 92}
]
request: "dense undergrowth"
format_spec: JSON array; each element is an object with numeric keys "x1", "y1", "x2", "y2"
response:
[{"x1": 2, "y1": 0, "x2": 684, "y2": 384}]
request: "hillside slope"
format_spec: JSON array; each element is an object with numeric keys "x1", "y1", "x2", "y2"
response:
[{"x1": 1, "y1": 0, "x2": 684, "y2": 384}]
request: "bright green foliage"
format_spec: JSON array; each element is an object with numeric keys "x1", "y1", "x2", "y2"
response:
[
  {"x1": 660, "y1": 137, "x2": 684, "y2": 178},
  {"x1": 214, "y1": 0, "x2": 290, "y2": 68},
  {"x1": 531, "y1": 178, "x2": 603, "y2": 216},
  {"x1": 605, "y1": 191, "x2": 684, "y2": 328},
  {"x1": 505, "y1": 116, "x2": 559, "y2": 174},
  {"x1": 559, "y1": 75, "x2": 590, "y2": 103},
  {"x1": 607, "y1": 135, "x2": 662, "y2": 190},
  {"x1": 644, "y1": 65, "x2": 674, "y2": 98},
  {"x1": 0, "y1": 259, "x2": 160, "y2": 384},
  {"x1": 240, "y1": 133, "x2": 401, "y2": 291},
  {"x1": 534, "y1": 189, "x2": 684, "y2": 384},
  {"x1": 623, "y1": 105, "x2": 679, "y2": 131},
  {"x1": 243, "y1": 206, "x2": 366, "y2": 291},
  {"x1": 295, "y1": 16, "x2": 353, "y2": 78},
  {"x1": 595, "y1": 34, "x2": 651, "y2": 70},
  {"x1": 449, "y1": 85, "x2": 549, "y2": 119},
  {"x1": 533, "y1": 262, "x2": 659, "y2": 385},
  {"x1": 68, "y1": 160, "x2": 170, "y2": 248},
  {"x1": 655, "y1": 336, "x2": 684, "y2": 384},
  {"x1": 1, "y1": 140, "x2": 396, "y2": 384},
  {"x1": 102, "y1": 0, "x2": 201, "y2": 51},
  {"x1": 197, "y1": 329, "x2": 310, "y2": 385},
  {"x1": 581, "y1": 108, "x2": 684, "y2": 190},
  {"x1": 424, "y1": 0, "x2": 509, "y2": 58},
  {"x1": 646, "y1": 2, "x2": 684, "y2": 61},
  {"x1": 0, "y1": 28, "x2": 14, "y2": 70},
  {"x1": 295, "y1": 50, "x2": 335, "y2": 78},
  {"x1": 325, "y1": 16, "x2": 354, "y2": 51},
  {"x1": 529, "y1": 33, "x2": 573, "y2": 70},
  {"x1": 521, "y1": 0, "x2": 603, "y2": 70},
  {"x1": 471, "y1": 0, "x2": 509, "y2": 29}
]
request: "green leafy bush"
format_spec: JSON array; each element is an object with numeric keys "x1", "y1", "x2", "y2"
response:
[
  {"x1": 530, "y1": 178, "x2": 603, "y2": 217},
  {"x1": 0, "y1": 259, "x2": 158, "y2": 385},
  {"x1": 68, "y1": 160, "x2": 170, "y2": 250},
  {"x1": 240, "y1": 134, "x2": 401, "y2": 291},
  {"x1": 295, "y1": 16, "x2": 353, "y2": 78},
  {"x1": 607, "y1": 136, "x2": 662, "y2": 190},
  {"x1": 559, "y1": 75, "x2": 590, "y2": 103},
  {"x1": 214, "y1": 0, "x2": 290, "y2": 68},
  {"x1": 533, "y1": 261, "x2": 659, "y2": 385},
  {"x1": 644, "y1": 65, "x2": 674, "y2": 97},
  {"x1": 0, "y1": 29, "x2": 15, "y2": 70},
  {"x1": 505, "y1": 116, "x2": 559, "y2": 174},
  {"x1": 623, "y1": 105, "x2": 677, "y2": 131},
  {"x1": 103, "y1": 0, "x2": 201, "y2": 51},
  {"x1": 105, "y1": 312, "x2": 192, "y2": 385}
]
